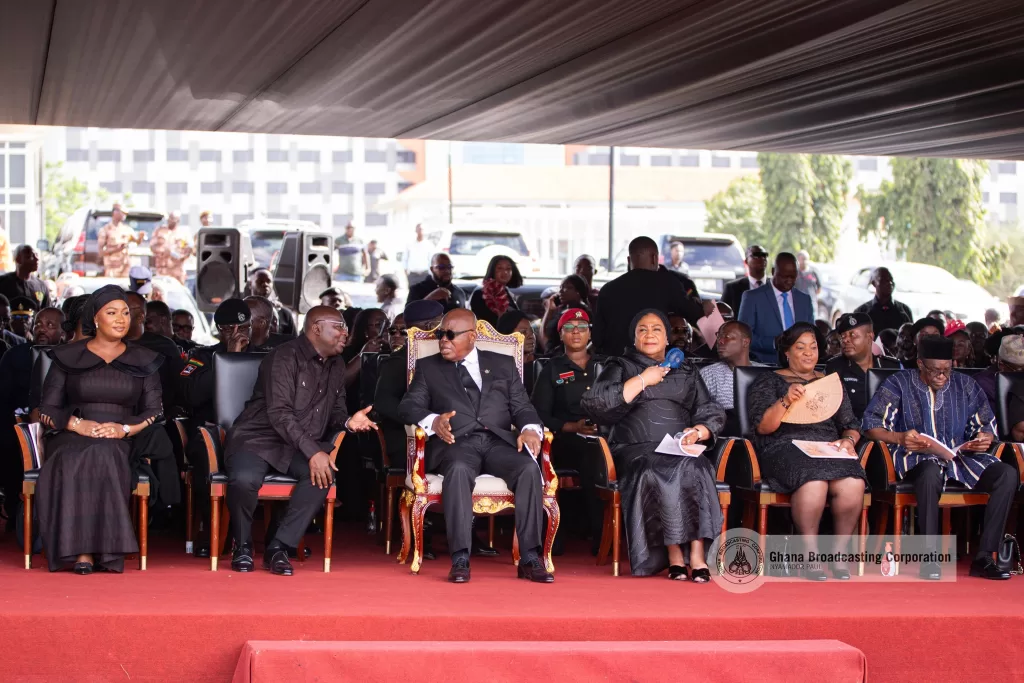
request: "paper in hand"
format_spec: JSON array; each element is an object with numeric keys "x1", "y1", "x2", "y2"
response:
[
  {"x1": 697, "y1": 307, "x2": 726, "y2": 350},
  {"x1": 793, "y1": 440, "x2": 857, "y2": 459},
  {"x1": 654, "y1": 433, "x2": 706, "y2": 457},
  {"x1": 916, "y1": 433, "x2": 960, "y2": 460}
]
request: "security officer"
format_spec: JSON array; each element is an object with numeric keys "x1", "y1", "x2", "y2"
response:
[
  {"x1": 824, "y1": 312, "x2": 901, "y2": 419},
  {"x1": 178, "y1": 298, "x2": 266, "y2": 558},
  {"x1": 97, "y1": 203, "x2": 140, "y2": 278},
  {"x1": 9, "y1": 295, "x2": 38, "y2": 341}
]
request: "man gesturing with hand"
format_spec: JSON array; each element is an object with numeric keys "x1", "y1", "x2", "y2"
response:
[
  {"x1": 399, "y1": 309, "x2": 552, "y2": 584},
  {"x1": 225, "y1": 305, "x2": 376, "y2": 576}
]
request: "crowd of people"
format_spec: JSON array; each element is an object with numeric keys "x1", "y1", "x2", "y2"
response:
[{"x1": 2, "y1": 227, "x2": 1023, "y2": 586}]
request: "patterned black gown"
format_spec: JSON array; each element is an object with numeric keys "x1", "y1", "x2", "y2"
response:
[
  {"x1": 37, "y1": 341, "x2": 163, "y2": 572},
  {"x1": 581, "y1": 350, "x2": 725, "y2": 576}
]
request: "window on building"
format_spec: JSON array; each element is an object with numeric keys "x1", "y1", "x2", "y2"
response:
[
  {"x1": 233, "y1": 149, "x2": 254, "y2": 163},
  {"x1": 1000, "y1": 192, "x2": 1018, "y2": 205},
  {"x1": 201, "y1": 181, "x2": 223, "y2": 194},
  {"x1": 232, "y1": 181, "x2": 255, "y2": 194},
  {"x1": 998, "y1": 162, "x2": 1017, "y2": 175},
  {"x1": 331, "y1": 181, "x2": 354, "y2": 194},
  {"x1": 333, "y1": 150, "x2": 353, "y2": 164},
  {"x1": 131, "y1": 181, "x2": 155, "y2": 194},
  {"x1": 679, "y1": 155, "x2": 700, "y2": 167},
  {"x1": 711, "y1": 156, "x2": 731, "y2": 168},
  {"x1": 267, "y1": 149, "x2": 289, "y2": 162},
  {"x1": 100, "y1": 181, "x2": 122, "y2": 193},
  {"x1": 983, "y1": 192, "x2": 990, "y2": 203},
  {"x1": 8, "y1": 210, "x2": 25, "y2": 242},
  {"x1": 462, "y1": 142, "x2": 526, "y2": 165},
  {"x1": 209, "y1": 214, "x2": 223, "y2": 225},
  {"x1": 396, "y1": 150, "x2": 416, "y2": 164},
  {"x1": 166, "y1": 148, "x2": 189, "y2": 161},
  {"x1": 267, "y1": 182, "x2": 288, "y2": 194},
  {"x1": 587, "y1": 153, "x2": 609, "y2": 165},
  {"x1": 298, "y1": 213, "x2": 321, "y2": 224},
  {"x1": 9, "y1": 194, "x2": 25, "y2": 204},
  {"x1": 397, "y1": 181, "x2": 413, "y2": 193},
  {"x1": 365, "y1": 212, "x2": 388, "y2": 226},
  {"x1": 857, "y1": 158, "x2": 878, "y2": 171},
  {"x1": 299, "y1": 181, "x2": 321, "y2": 194},
  {"x1": 619, "y1": 154, "x2": 640, "y2": 166},
  {"x1": 267, "y1": 213, "x2": 289, "y2": 220},
  {"x1": 365, "y1": 150, "x2": 387, "y2": 163},
  {"x1": 364, "y1": 182, "x2": 386, "y2": 195},
  {"x1": 333, "y1": 214, "x2": 353, "y2": 227},
  {"x1": 97, "y1": 149, "x2": 121, "y2": 162},
  {"x1": 651, "y1": 155, "x2": 672, "y2": 167},
  {"x1": 133, "y1": 149, "x2": 155, "y2": 163},
  {"x1": 66, "y1": 148, "x2": 89, "y2": 162},
  {"x1": 199, "y1": 150, "x2": 222, "y2": 162},
  {"x1": 740, "y1": 156, "x2": 759, "y2": 169},
  {"x1": 298, "y1": 150, "x2": 320, "y2": 163},
  {"x1": 234, "y1": 213, "x2": 254, "y2": 223},
  {"x1": 166, "y1": 182, "x2": 188, "y2": 195},
  {"x1": 9, "y1": 154, "x2": 25, "y2": 188}
]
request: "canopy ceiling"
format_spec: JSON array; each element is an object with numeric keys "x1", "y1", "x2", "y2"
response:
[{"x1": 2, "y1": 0, "x2": 1023, "y2": 158}]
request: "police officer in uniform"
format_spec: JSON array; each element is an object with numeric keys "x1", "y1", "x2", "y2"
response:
[
  {"x1": 97, "y1": 203, "x2": 141, "y2": 278},
  {"x1": 824, "y1": 312, "x2": 901, "y2": 419},
  {"x1": 178, "y1": 299, "x2": 265, "y2": 558},
  {"x1": 9, "y1": 295, "x2": 38, "y2": 341}
]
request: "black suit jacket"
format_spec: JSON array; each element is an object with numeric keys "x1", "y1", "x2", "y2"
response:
[
  {"x1": 398, "y1": 350, "x2": 540, "y2": 450},
  {"x1": 721, "y1": 277, "x2": 751, "y2": 315}
]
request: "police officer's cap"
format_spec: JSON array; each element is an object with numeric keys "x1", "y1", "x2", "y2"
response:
[
  {"x1": 214, "y1": 299, "x2": 252, "y2": 326},
  {"x1": 834, "y1": 312, "x2": 872, "y2": 335}
]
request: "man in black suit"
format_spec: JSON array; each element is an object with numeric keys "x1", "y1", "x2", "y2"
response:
[
  {"x1": 398, "y1": 308, "x2": 552, "y2": 584},
  {"x1": 406, "y1": 253, "x2": 467, "y2": 313},
  {"x1": 721, "y1": 244, "x2": 769, "y2": 315}
]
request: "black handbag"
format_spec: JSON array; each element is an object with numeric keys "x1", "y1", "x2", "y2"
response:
[{"x1": 998, "y1": 534, "x2": 1022, "y2": 575}]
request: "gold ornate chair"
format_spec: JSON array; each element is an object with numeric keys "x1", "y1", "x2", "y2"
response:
[{"x1": 396, "y1": 320, "x2": 559, "y2": 574}]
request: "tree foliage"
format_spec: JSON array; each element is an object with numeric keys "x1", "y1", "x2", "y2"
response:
[
  {"x1": 808, "y1": 154, "x2": 853, "y2": 261},
  {"x1": 703, "y1": 175, "x2": 765, "y2": 248},
  {"x1": 43, "y1": 161, "x2": 108, "y2": 244},
  {"x1": 857, "y1": 158, "x2": 1006, "y2": 284}
]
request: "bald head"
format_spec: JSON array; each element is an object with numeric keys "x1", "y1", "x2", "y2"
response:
[
  {"x1": 628, "y1": 236, "x2": 660, "y2": 271},
  {"x1": 439, "y1": 309, "x2": 477, "y2": 362}
]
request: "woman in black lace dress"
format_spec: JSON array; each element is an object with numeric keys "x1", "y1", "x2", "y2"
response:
[
  {"x1": 582, "y1": 309, "x2": 725, "y2": 581},
  {"x1": 747, "y1": 322, "x2": 866, "y2": 581}
]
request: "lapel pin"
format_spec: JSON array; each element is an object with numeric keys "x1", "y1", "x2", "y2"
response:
[{"x1": 484, "y1": 369, "x2": 491, "y2": 374}]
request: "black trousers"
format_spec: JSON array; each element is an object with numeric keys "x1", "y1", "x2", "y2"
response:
[
  {"x1": 906, "y1": 460, "x2": 1017, "y2": 554},
  {"x1": 429, "y1": 431, "x2": 544, "y2": 557},
  {"x1": 226, "y1": 450, "x2": 329, "y2": 549}
]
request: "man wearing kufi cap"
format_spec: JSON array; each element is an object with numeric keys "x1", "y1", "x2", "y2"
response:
[
  {"x1": 824, "y1": 312, "x2": 901, "y2": 419},
  {"x1": 864, "y1": 335, "x2": 1017, "y2": 580},
  {"x1": 177, "y1": 298, "x2": 266, "y2": 558}
]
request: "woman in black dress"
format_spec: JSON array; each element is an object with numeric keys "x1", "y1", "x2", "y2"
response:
[
  {"x1": 469, "y1": 255, "x2": 522, "y2": 327},
  {"x1": 747, "y1": 322, "x2": 866, "y2": 581},
  {"x1": 37, "y1": 285, "x2": 164, "y2": 573},
  {"x1": 582, "y1": 309, "x2": 725, "y2": 581}
]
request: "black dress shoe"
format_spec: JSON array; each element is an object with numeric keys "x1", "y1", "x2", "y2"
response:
[
  {"x1": 287, "y1": 545, "x2": 312, "y2": 560},
  {"x1": 472, "y1": 544, "x2": 499, "y2": 558},
  {"x1": 423, "y1": 548, "x2": 437, "y2": 561},
  {"x1": 193, "y1": 544, "x2": 210, "y2": 559},
  {"x1": 831, "y1": 564, "x2": 851, "y2": 581},
  {"x1": 518, "y1": 557, "x2": 555, "y2": 583},
  {"x1": 263, "y1": 549, "x2": 294, "y2": 576},
  {"x1": 448, "y1": 557, "x2": 471, "y2": 583},
  {"x1": 804, "y1": 566, "x2": 828, "y2": 582},
  {"x1": 231, "y1": 544, "x2": 255, "y2": 572},
  {"x1": 73, "y1": 562, "x2": 94, "y2": 575},
  {"x1": 919, "y1": 561, "x2": 942, "y2": 580},
  {"x1": 969, "y1": 557, "x2": 1010, "y2": 580}
]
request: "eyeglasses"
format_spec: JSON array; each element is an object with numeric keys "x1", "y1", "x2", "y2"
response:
[
  {"x1": 433, "y1": 264, "x2": 454, "y2": 271},
  {"x1": 173, "y1": 324, "x2": 194, "y2": 332},
  {"x1": 218, "y1": 322, "x2": 252, "y2": 334},
  {"x1": 561, "y1": 322, "x2": 590, "y2": 332},
  {"x1": 434, "y1": 328, "x2": 473, "y2": 341},
  {"x1": 388, "y1": 327, "x2": 406, "y2": 336}
]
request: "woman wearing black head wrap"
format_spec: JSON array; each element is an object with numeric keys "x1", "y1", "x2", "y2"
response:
[
  {"x1": 580, "y1": 308, "x2": 726, "y2": 580},
  {"x1": 36, "y1": 285, "x2": 165, "y2": 574}
]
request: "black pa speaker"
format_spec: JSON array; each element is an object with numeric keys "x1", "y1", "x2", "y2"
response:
[
  {"x1": 195, "y1": 228, "x2": 254, "y2": 313},
  {"x1": 273, "y1": 230, "x2": 334, "y2": 314}
]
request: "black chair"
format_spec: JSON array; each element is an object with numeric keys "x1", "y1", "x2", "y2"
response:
[
  {"x1": 198, "y1": 352, "x2": 345, "y2": 572},
  {"x1": 865, "y1": 368, "x2": 1007, "y2": 565},
  {"x1": 370, "y1": 353, "x2": 407, "y2": 555},
  {"x1": 994, "y1": 371, "x2": 1024, "y2": 533},
  {"x1": 732, "y1": 365, "x2": 874, "y2": 575}
]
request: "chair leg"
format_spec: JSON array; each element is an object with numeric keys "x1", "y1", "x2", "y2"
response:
[
  {"x1": 596, "y1": 500, "x2": 612, "y2": 567},
  {"x1": 858, "y1": 505, "x2": 868, "y2": 576},
  {"x1": 488, "y1": 516, "x2": 495, "y2": 548},
  {"x1": 542, "y1": 498, "x2": 560, "y2": 573},
  {"x1": 512, "y1": 528, "x2": 520, "y2": 566},
  {"x1": 324, "y1": 497, "x2": 335, "y2": 573},
  {"x1": 22, "y1": 493, "x2": 32, "y2": 570},
  {"x1": 612, "y1": 491, "x2": 622, "y2": 577},
  {"x1": 138, "y1": 493, "x2": 148, "y2": 571},
  {"x1": 384, "y1": 485, "x2": 395, "y2": 556},
  {"x1": 210, "y1": 495, "x2": 221, "y2": 571},
  {"x1": 942, "y1": 507, "x2": 952, "y2": 558},
  {"x1": 893, "y1": 504, "x2": 903, "y2": 576},
  {"x1": 185, "y1": 472, "x2": 193, "y2": 554},
  {"x1": 410, "y1": 496, "x2": 428, "y2": 574},
  {"x1": 758, "y1": 504, "x2": 768, "y2": 566},
  {"x1": 720, "y1": 504, "x2": 729, "y2": 538},
  {"x1": 397, "y1": 491, "x2": 412, "y2": 564}
]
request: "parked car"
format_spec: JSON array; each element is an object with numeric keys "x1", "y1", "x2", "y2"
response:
[
  {"x1": 58, "y1": 274, "x2": 214, "y2": 345},
  {"x1": 237, "y1": 218, "x2": 319, "y2": 270},
  {"x1": 830, "y1": 262, "x2": 1006, "y2": 325},
  {"x1": 423, "y1": 226, "x2": 543, "y2": 279},
  {"x1": 601, "y1": 233, "x2": 746, "y2": 298},
  {"x1": 47, "y1": 206, "x2": 166, "y2": 277}
]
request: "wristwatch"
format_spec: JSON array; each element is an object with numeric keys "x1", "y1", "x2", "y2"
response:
[{"x1": 122, "y1": 424, "x2": 131, "y2": 436}]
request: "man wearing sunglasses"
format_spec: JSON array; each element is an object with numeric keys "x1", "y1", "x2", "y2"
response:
[
  {"x1": 399, "y1": 308, "x2": 552, "y2": 584},
  {"x1": 407, "y1": 253, "x2": 467, "y2": 313}
]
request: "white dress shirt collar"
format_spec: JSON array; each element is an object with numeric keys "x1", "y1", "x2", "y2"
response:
[
  {"x1": 748, "y1": 275, "x2": 765, "y2": 289},
  {"x1": 457, "y1": 347, "x2": 482, "y2": 390}
]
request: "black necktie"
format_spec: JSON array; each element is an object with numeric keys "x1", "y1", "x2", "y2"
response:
[{"x1": 457, "y1": 361, "x2": 481, "y2": 410}]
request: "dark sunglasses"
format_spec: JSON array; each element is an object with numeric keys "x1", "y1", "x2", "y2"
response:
[
  {"x1": 433, "y1": 264, "x2": 454, "y2": 271},
  {"x1": 388, "y1": 327, "x2": 406, "y2": 336},
  {"x1": 434, "y1": 328, "x2": 473, "y2": 341}
]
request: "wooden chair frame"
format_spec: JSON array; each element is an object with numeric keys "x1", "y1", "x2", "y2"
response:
[
  {"x1": 17, "y1": 422, "x2": 150, "y2": 571},
  {"x1": 395, "y1": 320, "x2": 560, "y2": 574},
  {"x1": 375, "y1": 428, "x2": 406, "y2": 555},
  {"x1": 200, "y1": 427, "x2": 345, "y2": 572}
]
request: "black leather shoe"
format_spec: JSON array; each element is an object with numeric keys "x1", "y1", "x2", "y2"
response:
[
  {"x1": 804, "y1": 566, "x2": 828, "y2": 582},
  {"x1": 231, "y1": 544, "x2": 255, "y2": 572},
  {"x1": 73, "y1": 562, "x2": 94, "y2": 575},
  {"x1": 518, "y1": 557, "x2": 555, "y2": 583},
  {"x1": 919, "y1": 561, "x2": 942, "y2": 580},
  {"x1": 287, "y1": 545, "x2": 312, "y2": 560},
  {"x1": 263, "y1": 549, "x2": 294, "y2": 576},
  {"x1": 423, "y1": 548, "x2": 437, "y2": 561},
  {"x1": 472, "y1": 544, "x2": 499, "y2": 558},
  {"x1": 193, "y1": 544, "x2": 210, "y2": 559},
  {"x1": 448, "y1": 557, "x2": 471, "y2": 583},
  {"x1": 831, "y1": 564, "x2": 851, "y2": 581},
  {"x1": 969, "y1": 557, "x2": 1010, "y2": 580}
]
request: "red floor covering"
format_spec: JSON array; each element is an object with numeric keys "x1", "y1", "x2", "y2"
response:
[{"x1": 1, "y1": 526, "x2": 1022, "y2": 683}]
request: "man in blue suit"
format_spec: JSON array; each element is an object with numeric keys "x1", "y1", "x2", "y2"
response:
[{"x1": 738, "y1": 252, "x2": 814, "y2": 363}]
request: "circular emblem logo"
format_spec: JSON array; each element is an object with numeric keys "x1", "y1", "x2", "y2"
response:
[
  {"x1": 237, "y1": 312, "x2": 246, "y2": 322},
  {"x1": 709, "y1": 528, "x2": 765, "y2": 593},
  {"x1": 848, "y1": 316, "x2": 857, "y2": 328}
]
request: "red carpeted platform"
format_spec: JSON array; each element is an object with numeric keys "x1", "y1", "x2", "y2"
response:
[
  {"x1": 1, "y1": 526, "x2": 1022, "y2": 683},
  {"x1": 231, "y1": 640, "x2": 867, "y2": 683}
]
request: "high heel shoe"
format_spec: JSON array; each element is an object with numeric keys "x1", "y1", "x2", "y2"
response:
[
  {"x1": 668, "y1": 565, "x2": 688, "y2": 581},
  {"x1": 73, "y1": 562, "x2": 93, "y2": 575},
  {"x1": 690, "y1": 567, "x2": 712, "y2": 584}
]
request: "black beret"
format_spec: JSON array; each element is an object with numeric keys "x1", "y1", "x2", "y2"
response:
[
  {"x1": 912, "y1": 317, "x2": 944, "y2": 338},
  {"x1": 918, "y1": 335, "x2": 954, "y2": 360},
  {"x1": 10, "y1": 296, "x2": 38, "y2": 313},
  {"x1": 214, "y1": 299, "x2": 252, "y2": 326},
  {"x1": 834, "y1": 312, "x2": 872, "y2": 335}
]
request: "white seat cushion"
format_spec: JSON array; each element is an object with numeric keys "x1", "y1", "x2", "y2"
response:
[{"x1": 404, "y1": 473, "x2": 511, "y2": 496}]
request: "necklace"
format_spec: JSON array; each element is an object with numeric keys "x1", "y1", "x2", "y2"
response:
[{"x1": 786, "y1": 368, "x2": 816, "y2": 382}]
